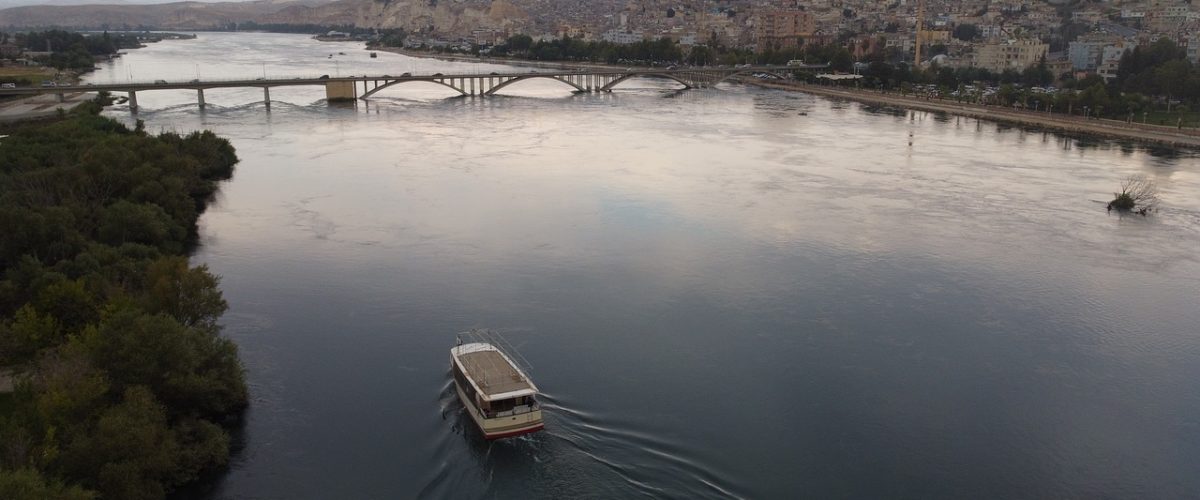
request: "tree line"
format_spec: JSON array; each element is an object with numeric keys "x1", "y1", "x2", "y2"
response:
[
  {"x1": 0, "y1": 97, "x2": 247, "y2": 499},
  {"x1": 2, "y1": 30, "x2": 142, "y2": 71},
  {"x1": 856, "y1": 38, "x2": 1199, "y2": 122}
]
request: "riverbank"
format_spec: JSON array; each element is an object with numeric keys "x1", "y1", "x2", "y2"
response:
[
  {"x1": 0, "y1": 91, "x2": 96, "y2": 123},
  {"x1": 741, "y1": 79, "x2": 1200, "y2": 149},
  {"x1": 372, "y1": 47, "x2": 1200, "y2": 148}
]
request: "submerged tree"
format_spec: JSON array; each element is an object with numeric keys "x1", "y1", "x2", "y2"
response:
[{"x1": 1108, "y1": 175, "x2": 1159, "y2": 215}]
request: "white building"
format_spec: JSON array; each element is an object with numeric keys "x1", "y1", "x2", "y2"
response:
[{"x1": 601, "y1": 30, "x2": 646, "y2": 44}]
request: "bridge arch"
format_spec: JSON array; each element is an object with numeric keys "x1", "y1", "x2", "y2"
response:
[
  {"x1": 599, "y1": 72, "x2": 695, "y2": 92},
  {"x1": 360, "y1": 78, "x2": 468, "y2": 99},
  {"x1": 483, "y1": 75, "x2": 586, "y2": 96},
  {"x1": 712, "y1": 69, "x2": 792, "y2": 86}
]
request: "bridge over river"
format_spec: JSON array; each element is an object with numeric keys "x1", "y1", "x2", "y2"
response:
[{"x1": 0, "y1": 65, "x2": 823, "y2": 112}]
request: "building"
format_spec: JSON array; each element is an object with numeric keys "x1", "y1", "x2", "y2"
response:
[
  {"x1": 1098, "y1": 41, "x2": 1136, "y2": 80},
  {"x1": 1187, "y1": 35, "x2": 1199, "y2": 64},
  {"x1": 0, "y1": 44, "x2": 21, "y2": 59},
  {"x1": 756, "y1": 9, "x2": 816, "y2": 50},
  {"x1": 972, "y1": 38, "x2": 1048, "y2": 73},
  {"x1": 1068, "y1": 32, "x2": 1122, "y2": 71},
  {"x1": 601, "y1": 30, "x2": 645, "y2": 45}
]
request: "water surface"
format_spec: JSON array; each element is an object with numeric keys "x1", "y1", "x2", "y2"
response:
[{"x1": 89, "y1": 32, "x2": 1200, "y2": 499}]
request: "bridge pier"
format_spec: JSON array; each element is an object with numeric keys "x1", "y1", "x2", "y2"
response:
[
  {"x1": 469, "y1": 78, "x2": 475, "y2": 96},
  {"x1": 197, "y1": 89, "x2": 205, "y2": 109},
  {"x1": 128, "y1": 91, "x2": 138, "y2": 113},
  {"x1": 263, "y1": 87, "x2": 270, "y2": 108},
  {"x1": 325, "y1": 81, "x2": 357, "y2": 102}
]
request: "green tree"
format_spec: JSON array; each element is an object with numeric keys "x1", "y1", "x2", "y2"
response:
[
  {"x1": 58, "y1": 387, "x2": 181, "y2": 500},
  {"x1": 953, "y1": 24, "x2": 979, "y2": 41},
  {"x1": 83, "y1": 308, "x2": 246, "y2": 419},
  {"x1": 0, "y1": 468, "x2": 96, "y2": 500},
  {"x1": 141, "y1": 257, "x2": 227, "y2": 331}
]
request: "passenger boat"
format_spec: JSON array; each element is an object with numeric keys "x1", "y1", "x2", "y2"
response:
[{"x1": 450, "y1": 331, "x2": 544, "y2": 440}]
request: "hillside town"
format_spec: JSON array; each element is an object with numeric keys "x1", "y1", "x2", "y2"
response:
[{"x1": 394, "y1": 0, "x2": 1198, "y2": 80}]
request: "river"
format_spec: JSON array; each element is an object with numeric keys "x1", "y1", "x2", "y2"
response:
[{"x1": 86, "y1": 32, "x2": 1200, "y2": 499}]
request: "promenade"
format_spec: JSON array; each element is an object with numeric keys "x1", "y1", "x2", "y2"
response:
[{"x1": 744, "y1": 79, "x2": 1200, "y2": 148}]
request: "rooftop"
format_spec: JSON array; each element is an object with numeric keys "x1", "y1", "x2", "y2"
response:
[{"x1": 453, "y1": 343, "x2": 537, "y2": 400}]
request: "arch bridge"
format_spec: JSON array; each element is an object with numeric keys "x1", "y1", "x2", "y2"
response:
[
  {"x1": 356, "y1": 66, "x2": 801, "y2": 99},
  {"x1": 0, "y1": 65, "x2": 821, "y2": 112}
]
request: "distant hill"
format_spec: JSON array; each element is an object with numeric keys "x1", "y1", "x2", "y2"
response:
[
  {"x1": 0, "y1": 0, "x2": 339, "y2": 29},
  {"x1": 0, "y1": 0, "x2": 531, "y2": 33}
]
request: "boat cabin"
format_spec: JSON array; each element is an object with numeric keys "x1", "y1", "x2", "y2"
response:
[{"x1": 450, "y1": 342, "x2": 544, "y2": 439}]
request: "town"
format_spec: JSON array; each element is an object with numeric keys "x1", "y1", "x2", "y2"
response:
[{"x1": 387, "y1": 0, "x2": 1198, "y2": 77}]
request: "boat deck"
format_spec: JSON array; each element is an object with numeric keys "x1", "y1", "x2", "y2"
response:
[{"x1": 458, "y1": 349, "x2": 534, "y2": 397}]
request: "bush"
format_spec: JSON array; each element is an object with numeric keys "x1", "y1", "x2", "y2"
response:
[{"x1": 1108, "y1": 175, "x2": 1159, "y2": 215}]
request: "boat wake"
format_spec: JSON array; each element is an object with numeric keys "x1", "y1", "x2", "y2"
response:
[{"x1": 418, "y1": 376, "x2": 746, "y2": 499}]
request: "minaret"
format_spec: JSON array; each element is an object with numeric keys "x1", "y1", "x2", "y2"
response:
[{"x1": 914, "y1": 0, "x2": 926, "y2": 65}]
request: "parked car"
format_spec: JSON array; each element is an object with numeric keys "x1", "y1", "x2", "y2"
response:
[
  {"x1": 400, "y1": 72, "x2": 411, "y2": 77},
  {"x1": 154, "y1": 79, "x2": 168, "y2": 84},
  {"x1": 318, "y1": 74, "x2": 329, "y2": 79},
  {"x1": 1, "y1": 83, "x2": 16, "y2": 89},
  {"x1": 41, "y1": 81, "x2": 56, "y2": 87}
]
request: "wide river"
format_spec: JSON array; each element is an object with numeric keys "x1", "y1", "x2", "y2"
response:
[{"x1": 88, "y1": 32, "x2": 1200, "y2": 499}]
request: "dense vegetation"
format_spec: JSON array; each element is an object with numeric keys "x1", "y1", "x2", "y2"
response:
[
  {"x1": 0, "y1": 98, "x2": 246, "y2": 499},
  {"x1": 1, "y1": 30, "x2": 142, "y2": 71},
  {"x1": 852, "y1": 38, "x2": 1197, "y2": 124}
]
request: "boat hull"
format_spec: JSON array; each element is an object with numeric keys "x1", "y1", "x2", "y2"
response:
[{"x1": 453, "y1": 377, "x2": 544, "y2": 440}]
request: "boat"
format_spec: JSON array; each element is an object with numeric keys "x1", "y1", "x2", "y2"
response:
[
  {"x1": 370, "y1": 52, "x2": 378, "y2": 58},
  {"x1": 450, "y1": 330, "x2": 544, "y2": 439}
]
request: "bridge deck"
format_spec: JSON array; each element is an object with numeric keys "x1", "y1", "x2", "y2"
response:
[{"x1": 0, "y1": 65, "x2": 818, "y2": 95}]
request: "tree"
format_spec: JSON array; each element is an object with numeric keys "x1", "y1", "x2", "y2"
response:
[
  {"x1": 1108, "y1": 175, "x2": 1158, "y2": 214},
  {"x1": 0, "y1": 468, "x2": 96, "y2": 500},
  {"x1": 506, "y1": 34, "x2": 533, "y2": 52},
  {"x1": 953, "y1": 24, "x2": 979, "y2": 41},
  {"x1": 58, "y1": 387, "x2": 181, "y2": 500},
  {"x1": 141, "y1": 257, "x2": 227, "y2": 331},
  {"x1": 83, "y1": 307, "x2": 246, "y2": 419},
  {"x1": 0, "y1": 106, "x2": 244, "y2": 500}
]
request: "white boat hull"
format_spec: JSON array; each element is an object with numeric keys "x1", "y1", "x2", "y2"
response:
[{"x1": 453, "y1": 377, "x2": 544, "y2": 439}]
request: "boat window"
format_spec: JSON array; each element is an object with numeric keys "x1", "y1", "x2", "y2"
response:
[
  {"x1": 491, "y1": 398, "x2": 518, "y2": 413},
  {"x1": 452, "y1": 362, "x2": 479, "y2": 405}
]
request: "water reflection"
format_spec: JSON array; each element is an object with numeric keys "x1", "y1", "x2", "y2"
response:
[{"x1": 86, "y1": 32, "x2": 1200, "y2": 500}]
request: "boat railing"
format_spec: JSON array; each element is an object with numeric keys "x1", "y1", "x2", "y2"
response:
[
  {"x1": 456, "y1": 328, "x2": 536, "y2": 378},
  {"x1": 486, "y1": 403, "x2": 539, "y2": 419}
]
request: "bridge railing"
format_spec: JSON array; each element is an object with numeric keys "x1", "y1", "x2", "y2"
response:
[{"x1": 4, "y1": 65, "x2": 804, "y2": 91}]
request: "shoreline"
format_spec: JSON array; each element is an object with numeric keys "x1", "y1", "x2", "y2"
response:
[
  {"x1": 738, "y1": 79, "x2": 1200, "y2": 149},
  {"x1": 0, "y1": 92, "x2": 96, "y2": 124},
  {"x1": 371, "y1": 46, "x2": 1200, "y2": 149}
]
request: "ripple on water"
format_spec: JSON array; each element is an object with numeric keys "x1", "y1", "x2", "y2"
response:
[{"x1": 421, "y1": 375, "x2": 749, "y2": 500}]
